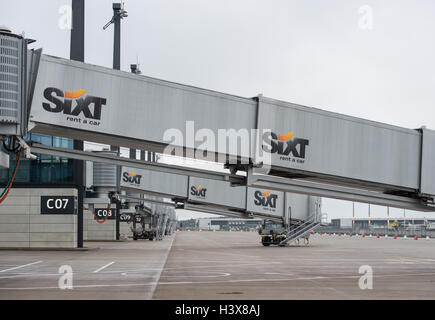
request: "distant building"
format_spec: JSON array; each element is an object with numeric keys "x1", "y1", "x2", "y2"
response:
[
  {"x1": 330, "y1": 218, "x2": 435, "y2": 229},
  {"x1": 177, "y1": 217, "x2": 263, "y2": 231},
  {"x1": 177, "y1": 219, "x2": 197, "y2": 230}
]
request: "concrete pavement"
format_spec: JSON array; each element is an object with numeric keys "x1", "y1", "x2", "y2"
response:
[{"x1": 1, "y1": 231, "x2": 435, "y2": 299}]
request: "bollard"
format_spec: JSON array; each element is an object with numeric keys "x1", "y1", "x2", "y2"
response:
[
  {"x1": 393, "y1": 235, "x2": 397, "y2": 239},
  {"x1": 414, "y1": 236, "x2": 418, "y2": 240}
]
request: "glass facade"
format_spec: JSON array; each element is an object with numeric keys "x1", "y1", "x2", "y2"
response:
[{"x1": 0, "y1": 133, "x2": 74, "y2": 185}]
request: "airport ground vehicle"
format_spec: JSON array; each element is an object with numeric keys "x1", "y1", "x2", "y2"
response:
[
  {"x1": 259, "y1": 220, "x2": 310, "y2": 246},
  {"x1": 131, "y1": 218, "x2": 157, "y2": 241},
  {"x1": 131, "y1": 210, "x2": 157, "y2": 241}
]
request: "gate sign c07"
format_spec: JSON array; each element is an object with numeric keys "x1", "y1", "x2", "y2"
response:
[{"x1": 40, "y1": 196, "x2": 77, "y2": 214}]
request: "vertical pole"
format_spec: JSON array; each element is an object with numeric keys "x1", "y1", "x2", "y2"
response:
[
  {"x1": 113, "y1": 6, "x2": 121, "y2": 71},
  {"x1": 352, "y1": 202, "x2": 355, "y2": 231},
  {"x1": 129, "y1": 66, "x2": 137, "y2": 162},
  {"x1": 368, "y1": 204, "x2": 371, "y2": 227},
  {"x1": 387, "y1": 206, "x2": 390, "y2": 232},
  {"x1": 70, "y1": 0, "x2": 85, "y2": 248},
  {"x1": 110, "y1": 3, "x2": 122, "y2": 240}
]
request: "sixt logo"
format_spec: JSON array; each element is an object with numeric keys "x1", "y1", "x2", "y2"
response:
[
  {"x1": 262, "y1": 131, "x2": 309, "y2": 159},
  {"x1": 42, "y1": 87, "x2": 107, "y2": 120},
  {"x1": 190, "y1": 185, "x2": 207, "y2": 198},
  {"x1": 254, "y1": 190, "x2": 278, "y2": 208},
  {"x1": 122, "y1": 172, "x2": 142, "y2": 184}
]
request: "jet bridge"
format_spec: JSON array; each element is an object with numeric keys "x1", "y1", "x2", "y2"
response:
[
  {"x1": 2, "y1": 41, "x2": 435, "y2": 211},
  {"x1": 23, "y1": 54, "x2": 435, "y2": 210},
  {"x1": 119, "y1": 165, "x2": 321, "y2": 245},
  {"x1": 120, "y1": 166, "x2": 320, "y2": 223}
]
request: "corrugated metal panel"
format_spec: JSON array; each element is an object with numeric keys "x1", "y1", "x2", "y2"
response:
[
  {"x1": 30, "y1": 55, "x2": 257, "y2": 160},
  {"x1": 257, "y1": 97, "x2": 421, "y2": 190},
  {"x1": 120, "y1": 166, "x2": 188, "y2": 198},
  {"x1": 246, "y1": 187, "x2": 284, "y2": 217},
  {"x1": 28, "y1": 55, "x2": 435, "y2": 197},
  {"x1": 285, "y1": 193, "x2": 311, "y2": 221},
  {"x1": 420, "y1": 128, "x2": 435, "y2": 196},
  {"x1": 92, "y1": 151, "x2": 117, "y2": 188},
  {"x1": 0, "y1": 33, "x2": 21, "y2": 123},
  {"x1": 188, "y1": 177, "x2": 246, "y2": 210}
]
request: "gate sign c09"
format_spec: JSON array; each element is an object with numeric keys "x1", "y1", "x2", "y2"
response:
[
  {"x1": 40, "y1": 196, "x2": 76, "y2": 214},
  {"x1": 119, "y1": 213, "x2": 133, "y2": 222},
  {"x1": 94, "y1": 208, "x2": 115, "y2": 221}
]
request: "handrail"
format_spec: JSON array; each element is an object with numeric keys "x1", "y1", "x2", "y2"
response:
[{"x1": 280, "y1": 213, "x2": 320, "y2": 246}]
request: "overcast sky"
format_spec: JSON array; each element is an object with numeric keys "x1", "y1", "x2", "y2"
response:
[{"x1": 2, "y1": 0, "x2": 435, "y2": 221}]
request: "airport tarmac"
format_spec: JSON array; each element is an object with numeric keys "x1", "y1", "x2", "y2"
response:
[{"x1": 0, "y1": 231, "x2": 434, "y2": 299}]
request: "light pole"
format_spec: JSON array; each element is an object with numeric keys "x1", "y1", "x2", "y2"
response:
[
  {"x1": 103, "y1": 2, "x2": 128, "y2": 71},
  {"x1": 103, "y1": 2, "x2": 128, "y2": 240},
  {"x1": 70, "y1": 0, "x2": 85, "y2": 248}
]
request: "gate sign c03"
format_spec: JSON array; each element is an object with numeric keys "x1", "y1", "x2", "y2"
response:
[
  {"x1": 94, "y1": 208, "x2": 116, "y2": 221},
  {"x1": 40, "y1": 196, "x2": 77, "y2": 214}
]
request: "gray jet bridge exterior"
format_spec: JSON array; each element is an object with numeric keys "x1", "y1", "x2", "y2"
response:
[
  {"x1": 2, "y1": 37, "x2": 435, "y2": 212},
  {"x1": 23, "y1": 54, "x2": 435, "y2": 211},
  {"x1": 119, "y1": 165, "x2": 321, "y2": 246}
]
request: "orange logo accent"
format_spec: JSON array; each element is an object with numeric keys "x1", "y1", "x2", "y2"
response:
[
  {"x1": 261, "y1": 190, "x2": 271, "y2": 197},
  {"x1": 195, "y1": 186, "x2": 202, "y2": 190},
  {"x1": 64, "y1": 89, "x2": 87, "y2": 99},
  {"x1": 277, "y1": 132, "x2": 294, "y2": 141},
  {"x1": 128, "y1": 172, "x2": 136, "y2": 177}
]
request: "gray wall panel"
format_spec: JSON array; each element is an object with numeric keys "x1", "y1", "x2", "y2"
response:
[
  {"x1": 0, "y1": 188, "x2": 77, "y2": 248},
  {"x1": 120, "y1": 166, "x2": 188, "y2": 198},
  {"x1": 246, "y1": 187, "x2": 284, "y2": 217},
  {"x1": 188, "y1": 177, "x2": 246, "y2": 209},
  {"x1": 420, "y1": 128, "x2": 435, "y2": 196},
  {"x1": 257, "y1": 98, "x2": 421, "y2": 190},
  {"x1": 30, "y1": 55, "x2": 257, "y2": 159},
  {"x1": 28, "y1": 55, "x2": 435, "y2": 196}
]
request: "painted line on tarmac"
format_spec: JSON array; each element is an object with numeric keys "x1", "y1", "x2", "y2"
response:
[
  {"x1": 0, "y1": 262, "x2": 280, "y2": 280},
  {"x1": 0, "y1": 261, "x2": 43, "y2": 273},
  {"x1": 2, "y1": 271, "x2": 435, "y2": 291},
  {"x1": 149, "y1": 234, "x2": 176, "y2": 299},
  {"x1": 160, "y1": 271, "x2": 231, "y2": 278},
  {"x1": 93, "y1": 262, "x2": 115, "y2": 273}
]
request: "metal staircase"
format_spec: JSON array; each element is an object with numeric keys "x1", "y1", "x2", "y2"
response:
[{"x1": 279, "y1": 214, "x2": 320, "y2": 246}]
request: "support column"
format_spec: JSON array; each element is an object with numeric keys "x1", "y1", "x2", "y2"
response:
[{"x1": 70, "y1": 0, "x2": 85, "y2": 248}]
